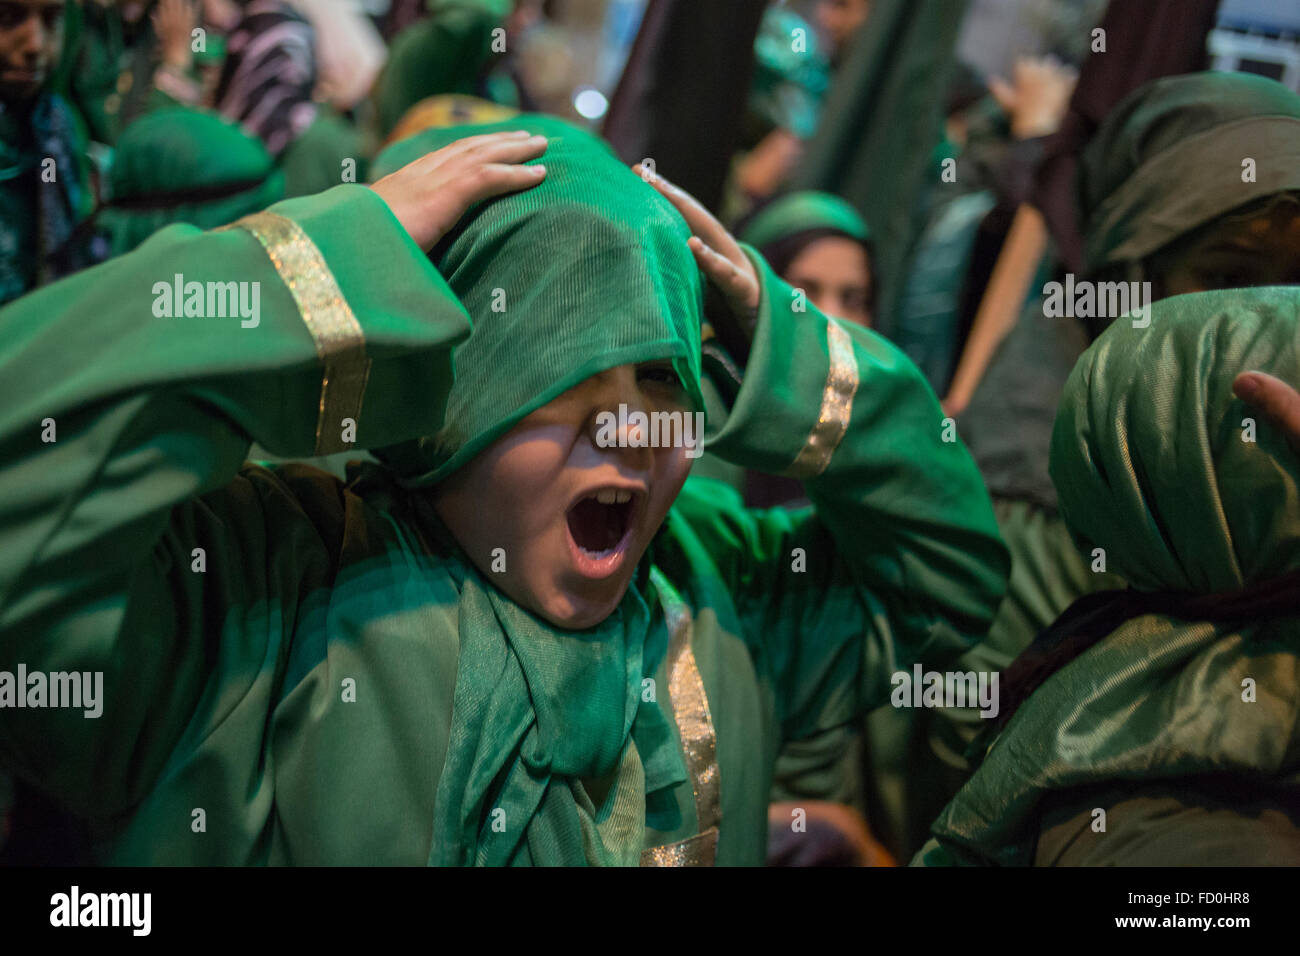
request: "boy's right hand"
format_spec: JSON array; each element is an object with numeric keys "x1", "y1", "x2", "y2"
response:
[{"x1": 370, "y1": 131, "x2": 548, "y2": 252}]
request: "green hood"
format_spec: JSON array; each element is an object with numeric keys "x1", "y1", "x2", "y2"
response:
[
  {"x1": 920, "y1": 287, "x2": 1300, "y2": 866},
  {"x1": 1050, "y1": 285, "x2": 1300, "y2": 593},
  {"x1": 739, "y1": 190, "x2": 871, "y2": 253},
  {"x1": 1078, "y1": 72, "x2": 1300, "y2": 273},
  {"x1": 370, "y1": 114, "x2": 705, "y2": 486},
  {"x1": 102, "y1": 108, "x2": 285, "y2": 256}
]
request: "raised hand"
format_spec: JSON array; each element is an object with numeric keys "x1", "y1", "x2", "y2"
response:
[
  {"x1": 634, "y1": 164, "x2": 760, "y2": 317},
  {"x1": 370, "y1": 131, "x2": 549, "y2": 252}
]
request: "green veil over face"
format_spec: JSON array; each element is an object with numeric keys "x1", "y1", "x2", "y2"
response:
[
  {"x1": 1050, "y1": 285, "x2": 1300, "y2": 594},
  {"x1": 371, "y1": 114, "x2": 706, "y2": 486},
  {"x1": 1078, "y1": 72, "x2": 1300, "y2": 274}
]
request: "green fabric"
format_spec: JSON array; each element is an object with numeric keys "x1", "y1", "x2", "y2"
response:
[
  {"x1": 1079, "y1": 72, "x2": 1300, "y2": 273},
  {"x1": 746, "y1": 5, "x2": 830, "y2": 140},
  {"x1": 0, "y1": 180, "x2": 1008, "y2": 865},
  {"x1": 740, "y1": 190, "x2": 871, "y2": 252},
  {"x1": 793, "y1": 0, "x2": 968, "y2": 338},
  {"x1": 370, "y1": 115, "x2": 705, "y2": 485},
  {"x1": 277, "y1": 108, "x2": 366, "y2": 199},
  {"x1": 69, "y1": 5, "x2": 192, "y2": 147},
  {"x1": 917, "y1": 286, "x2": 1300, "y2": 866},
  {"x1": 892, "y1": 189, "x2": 994, "y2": 394},
  {"x1": 101, "y1": 108, "x2": 284, "y2": 255},
  {"x1": 370, "y1": 1, "x2": 510, "y2": 139}
]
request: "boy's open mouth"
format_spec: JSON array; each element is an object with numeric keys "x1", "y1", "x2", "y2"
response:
[{"x1": 564, "y1": 486, "x2": 643, "y2": 579}]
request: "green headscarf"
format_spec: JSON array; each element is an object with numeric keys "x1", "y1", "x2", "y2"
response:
[
  {"x1": 371, "y1": 114, "x2": 705, "y2": 486},
  {"x1": 921, "y1": 287, "x2": 1300, "y2": 865},
  {"x1": 1051, "y1": 285, "x2": 1300, "y2": 592},
  {"x1": 739, "y1": 190, "x2": 871, "y2": 253},
  {"x1": 1078, "y1": 72, "x2": 1300, "y2": 274},
  {"x1": 101, "y1": 108, "x2": 284, "y2": 256}
]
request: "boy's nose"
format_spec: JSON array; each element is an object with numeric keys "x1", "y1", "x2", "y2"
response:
[{"x1": 585, "y1": 366, "x2": 655, "y2": 466}]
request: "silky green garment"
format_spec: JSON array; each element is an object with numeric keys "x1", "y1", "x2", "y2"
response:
[
  {"x1": 916, "y1": 286, "x2": 1300, "y2": 866},
  {"x1": 739, "y1": 190, "x2": 871, "y2": 252},
  {"x1": 370, "y1": 114, "x2": 705, "y2": 484},
  {"x1": 1078, "y1": 72, "x2": 1300, "y2": 273},
  {"x1": 101, "y1": 108, "x2": 285, "y2": 255}
]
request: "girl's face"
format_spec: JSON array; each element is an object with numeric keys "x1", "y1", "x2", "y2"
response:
[
  {"x1": 784, "y1": 236, "x2": 873, "y2": 328},
  {"x1": 431, "y1": 361, "x2": 697, "y2": 631}
]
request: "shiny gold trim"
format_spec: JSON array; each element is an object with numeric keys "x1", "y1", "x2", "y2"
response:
[
  {"x1": 787, "y1": 319, "x2": 859, "y2": 479},
  {"x1": 643, "y1": 570, "x2": 720, "y2": 865},
  {"x1": 640, "y1": 827, "x2": 719, "y2": 867},
  {"x1": 223, "y1": 212, "x2": 372, "y2": 456}
]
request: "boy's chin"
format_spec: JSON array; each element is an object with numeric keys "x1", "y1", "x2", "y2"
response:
[{"x1": 532, "y1": 583, "x2": 628, "y2": 632}]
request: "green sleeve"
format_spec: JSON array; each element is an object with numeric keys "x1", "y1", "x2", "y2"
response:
[
  {"x1": 677, "y1": 251, "x2": 1009, "y2": 739},
  {"x1": 0, "y1": 184, "x2": 469, "y2": 818}
]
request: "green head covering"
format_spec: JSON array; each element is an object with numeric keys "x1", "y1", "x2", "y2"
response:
[
  {"x1": 1050, "y1": 285, "x2": 1300, "y2": 594},
  {"x1": 739, "y1": 190, "x2": 871, "y2": 253},
  {"x1": 919, "y1": 288, "x2": 1300, "y2": 867},
  {"x1": 1079, "y1": 72, "x2": 1300, "y2": 274},
  {"x1": 371, "y1": 114, "x2": 705, "y2": 486},
  {"x1": 101, "y1": 108, "x2": 284, "y2": 255}
]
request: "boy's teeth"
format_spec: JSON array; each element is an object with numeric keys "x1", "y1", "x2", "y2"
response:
[{"x1": 594, "y1": 489, "x2": 632, "y2": 504}]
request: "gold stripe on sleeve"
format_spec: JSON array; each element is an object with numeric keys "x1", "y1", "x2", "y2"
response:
[
  {"x1": 786, "y1": 319, "x2": 859, "y2": 479},
  {"x1": 224, "y1": 212, "x2": 372, "y2": 456},
  {"x1": 641, "y1": 570, "x2": 721, "y2": 866}
]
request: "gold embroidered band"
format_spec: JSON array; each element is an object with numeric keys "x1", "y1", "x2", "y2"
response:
[
  {"x1": 786, "y1": 319, "x2": 859, "y2": 479},
  {"x1": 224, "y1": 212, "x2": 371, "y2": 456},
  {"x1": 641, "y1": 570, "x2": 720, "y2": 866},
  {"x1": 640, "y1": 828, "x2": 719, "y2": 867}
]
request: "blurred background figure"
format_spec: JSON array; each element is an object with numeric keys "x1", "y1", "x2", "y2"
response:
[
  {"x1": 97, "y1": 105, "x2": 285, "y2": 254},
  {"x1": 211, "y1": 0, "x2": 364, "y2": 194},
  {"x1": 729, "y1": 3, "x2": 830, "y2": 211},
  {"x1": 812, "y1": 0, "x2": 869, "y2": 68},
  {"x1": 0, "y1": 0, "x2": 102, "y2": 304}
]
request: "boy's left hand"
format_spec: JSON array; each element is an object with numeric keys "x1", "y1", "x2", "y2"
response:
[
  {"x1": 634, "y1": 164, "x2": 760, "y2": 318},
  {"x1": 1234, "y1": 370, "x2": 1300, "y2": 453}
]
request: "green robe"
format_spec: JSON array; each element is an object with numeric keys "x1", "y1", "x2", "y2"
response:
[
  {"x1": 915, "y1": 286, "x2": 1300, "y2": 866},
  {"x1": 0, "y1": 183, "x2": 1007, "y2": 865}
]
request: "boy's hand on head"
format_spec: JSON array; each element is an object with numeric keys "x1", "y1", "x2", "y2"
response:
[
  {"x1": 371, "y1": 131, "x2": 548, "y2": 252},
  {"x1": 635, "y1": 164, "x2": 760, "y2": 317},
  {"x1": 1234, "y1": 371, "x2": 1300, "y2": 454}
]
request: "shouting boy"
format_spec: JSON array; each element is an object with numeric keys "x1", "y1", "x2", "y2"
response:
[{"x1": 0, "y1": 116, "x2": 1006, "y2": 864}]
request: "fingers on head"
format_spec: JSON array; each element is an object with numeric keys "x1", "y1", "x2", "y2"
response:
[{"x1": 462, "y1": 162, "x2": 546, "y2": 202}]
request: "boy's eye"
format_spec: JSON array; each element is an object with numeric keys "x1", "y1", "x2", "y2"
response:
[{"x1": 637, "y1": 365, "x2": 680, "y2": 388}]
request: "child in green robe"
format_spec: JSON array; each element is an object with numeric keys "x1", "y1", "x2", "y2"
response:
[{"x1": 0, "y1": 115, "x2": 1007, "y2": 865}]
